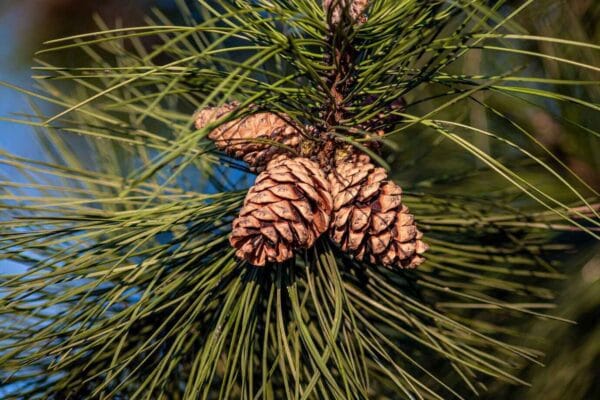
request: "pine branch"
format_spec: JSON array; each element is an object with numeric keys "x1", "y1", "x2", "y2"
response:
[{"x1": 0, "y1": 1, "x2": 598, "y2": 399}]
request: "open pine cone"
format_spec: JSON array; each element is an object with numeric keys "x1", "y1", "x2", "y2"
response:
[
  {"x1": 328, "y1": 160, "x2": 428, "y2": 268},
  {"x1": 195, "y1": 103, "x2": 303, "y2": 171},
  {"x1": 230, "y1": 156, "x2": 332, "y2": 266}
]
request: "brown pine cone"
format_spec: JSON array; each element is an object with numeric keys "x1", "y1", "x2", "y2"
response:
[
  {"x1": 323, "y1": 0, "x2": 369, "y2": 26},
  {"x1": 230, "y1": 156, "x2": 333, "y2": 266},
  {"x1": 195, "y1": 103, "x2": 302, "y2": 171},
  {"x1": 329, "y1": 160, "x2": 428, "y2": 268}
]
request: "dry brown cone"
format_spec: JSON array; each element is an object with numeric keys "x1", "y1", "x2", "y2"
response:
[
  {"x1": 323, "y1": 0, "x2": 369, "y2": 26},
  {"x1": 329, "y1": 160, "x2": 428, "y2": 268},
  {"x1": 230, "y1": 155, "x2": 333, "y2": 266},
  {"x1": 195, "y1": 102, "x2": 303, "y2": 171}
]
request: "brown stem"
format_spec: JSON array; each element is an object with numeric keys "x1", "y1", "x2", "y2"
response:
[
  {"x1": 326, "y1": 43, "x2": 354, "y2": 128},
  {"x1": 320, "y1": 2, "x2": 364, "y2": 169}
]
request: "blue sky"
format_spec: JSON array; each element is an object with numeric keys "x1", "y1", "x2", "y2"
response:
[{"x1": 0, "y1": 6, "x2": 44, "y2": 275}]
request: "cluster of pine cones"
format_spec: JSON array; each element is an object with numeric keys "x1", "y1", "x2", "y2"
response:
[
  {"x1": 193, "y1": 0, "x2": 427, "y2": 268},
  {"x1": 195, "y1": 104, "x2": 428, "y2": 268}
]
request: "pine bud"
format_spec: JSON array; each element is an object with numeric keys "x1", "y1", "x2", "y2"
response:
[{"x1": 323, "y1": 0, "x2": 369, "y2": 26}]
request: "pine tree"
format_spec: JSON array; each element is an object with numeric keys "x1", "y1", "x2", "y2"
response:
[{"x1": 0, "y1": 1, "x2": 598, "y2": 398}]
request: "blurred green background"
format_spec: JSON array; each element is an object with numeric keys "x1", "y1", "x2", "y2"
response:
[{"x1": 0, "y1": 1, "x2": 598, "y2": 399}]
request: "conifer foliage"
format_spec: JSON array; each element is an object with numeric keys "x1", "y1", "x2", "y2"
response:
[{"x1": 0, "y1": 1, "x2": 598, "y2": 399}]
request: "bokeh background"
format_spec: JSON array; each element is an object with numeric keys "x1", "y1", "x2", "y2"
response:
[{"x1": 0, "y1": 1, "x2": 598, "y2": 399}]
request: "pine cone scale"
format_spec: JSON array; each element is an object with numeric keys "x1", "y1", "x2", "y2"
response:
[
  {"x1": 369, "y1": 234, "x2": 388, "y2": 255},
  {"x1": 274, "y1": 221, "x2": 294, "y2": 242},
  {"x1": 251, "y1": 190, "x2": 280, "y2": 204},
  {"x1": 292, "y1": 201, "x2": 313, "y2": 221},
  {"x1": 253, "y1": 207, "x2": 279, "y2": 222},
  {"x1": 268, "y1": 201, "x2": 296, "y2": 221},
  {"x1": 269, "y1": 184, "x2": 302, "y2": 200},
  {"x1": 333, "y1": 208, "x2": 351, "y2": 230},
  {"x1": 350, "y1": 206, "x2": 370, "y2": 231}
]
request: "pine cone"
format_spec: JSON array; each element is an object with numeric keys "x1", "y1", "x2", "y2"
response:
[
  {"x1": 329, "y1": 160, "x2": 428, "y2": 268},
  {"x1": 195, "y1": 103, "x2": 302, "y2": 171},
  {"x1": 230, "y1": 156, "x2": 333, "y2": 266},
  {"x1": 323, "y1": 0, "x2": 369, "y2": 26}
]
